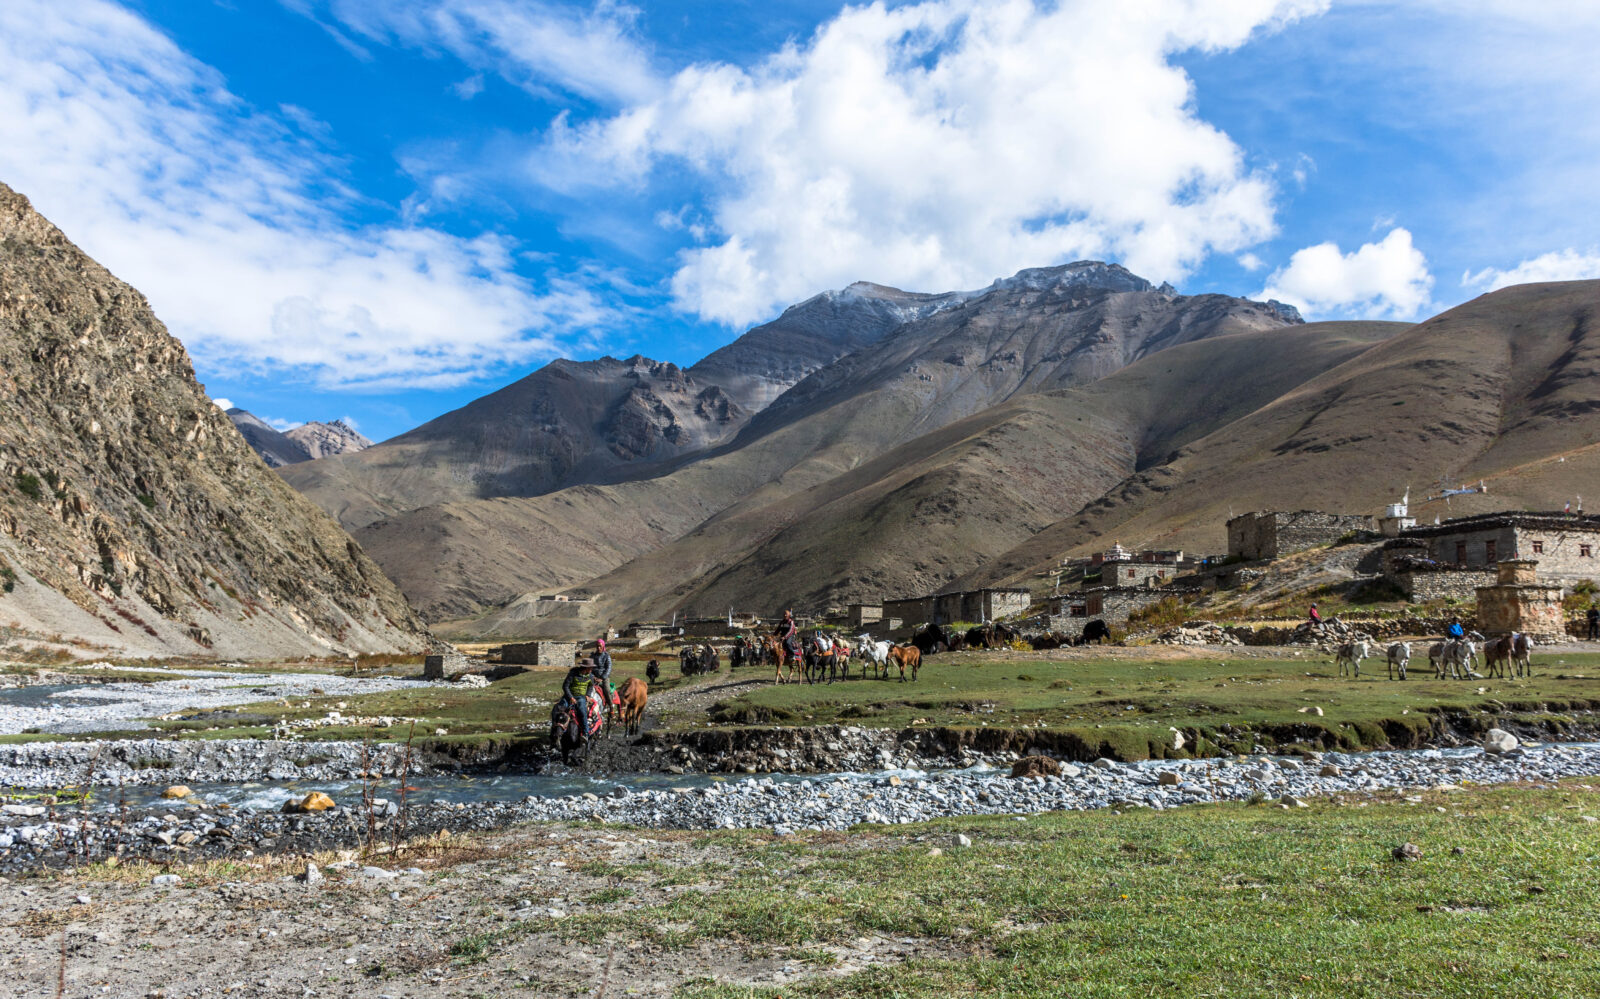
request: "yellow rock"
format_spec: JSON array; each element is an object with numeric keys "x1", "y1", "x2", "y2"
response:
[
  {"x1": 161, "y1": 785, "x2": 193, "y2": 799},
  {"x1": 282, "y1": 791, "x2": 337, "y2": 813}
]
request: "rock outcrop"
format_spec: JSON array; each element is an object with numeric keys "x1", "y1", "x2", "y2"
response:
[
  {"x1": 226, "y1": 409, "x2": 371, "y2": 467},
  {"x1": 0, "y1": 181, "x2": 428, "y2": 658}
]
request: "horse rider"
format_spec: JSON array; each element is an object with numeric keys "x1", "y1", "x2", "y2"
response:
[
  {"x1": 775, "y1": 609, "x2": 800, "y2": 662},
  {"x1": 592, "y1": 637, "x2": 618, "y2": 715},
  {"x1": 1447, "y1": 617, "x2": 1466, "y2": 641},
  {"x1": 556, "y1": 658, "x2": 598, "y2": 741}
]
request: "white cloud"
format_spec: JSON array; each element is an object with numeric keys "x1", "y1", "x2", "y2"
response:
[
  {"x1": 1237, "y1": 252, "x2": 1266, "y2": 272},
  {"x1": 307, "y1": 0, "x2": 659, "y2": 104},
  {"x1": 537, "y1": 0, "x2": 1328, "y2": 326},
  {"x1": 0, "y1": 0, "x2": 607, "y2": 390},
  {"x1": 451, "y1": 73, "x2": 485, "y2": 100},
  {"x1": 1462, "y1": 248, "x2": 1600, "y2": 291},
  {"x1": 212, "y1": 398, "x2": 235, "y2": 411},
  {"x1": 1260, "y1": 228, "x2": 1434, "y2": 319},
  {"x1": 266, "y1": 417, "x2": 306, "y2": 432}
]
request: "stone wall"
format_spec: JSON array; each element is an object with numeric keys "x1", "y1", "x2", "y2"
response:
[
  {"x1": 423, "y1": 651, "x2": 473, "y2": 679},
  {"x1": 848, "y1": 604, "x2": 883, "y2": 627},
  {"x1": 1400, "y1": 514, "x2": 1600, "y2": 587},
  {"x1": 499, "y1": 641, "x2": 576, "y2": 668},
  {"x1": 883, "y1": 588, "x2": 1032, "y2": 626},
  {"x1": 1227, "y1": 510, "x2": 1375, "y2": 561},
  {"x1": 1476, "y1": 581, "x2": 1566, "y2": 641},
  {"x1": 1395, "y1": 568, "x2": 1497, "y2": 603}
]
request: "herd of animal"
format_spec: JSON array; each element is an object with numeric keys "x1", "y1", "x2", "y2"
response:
[{"x1": 1332, "y1": 631, "x2": 1535, "y2": 680}]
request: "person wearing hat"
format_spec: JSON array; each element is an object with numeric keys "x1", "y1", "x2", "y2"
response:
[
  {"x1": 557, "y1": 658, "x2": 598, "y2": 741},
  {"x1": 1307, "y1": 603, "x2": 1322, "y2": 632},
  {"x1": 592, "y1": 637, "x2": 618, "y2": 721}
]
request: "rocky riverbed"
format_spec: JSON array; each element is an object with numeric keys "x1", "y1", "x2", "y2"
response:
[
  {"x1": 4, "y1": 735, "x2": 1596, "y2": 874},
  {"x1": 0, "y1": 667, "x2": 446, "y2": 734}
]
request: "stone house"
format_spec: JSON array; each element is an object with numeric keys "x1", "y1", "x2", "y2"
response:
[
  {"x1": 882, "y1": 587, "x2": 1032, "y2": 627},
  {"x1": 1226, "y1": 510, "x2": 1375, "y2": 561},
  {"x1": 1400, "y1": 512, "x2": 1600, "y2": 587},
  {"x1": 499, "y1": 641, "x2": 577, "y2": 668}
]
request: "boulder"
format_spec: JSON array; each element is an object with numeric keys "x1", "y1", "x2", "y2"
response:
[
  {"x1": 1157, "y1": 771, "x2": 1181, "y2": 786},
  {"x1": 1392, "y1": 842, "x2": 1423, "y2": 861},
  {"x1": 1009, "y1": 755, "x2": 1062, "y2": 779},
  {"x1": 1319, "y1": 764, "x2": 1343, "y2": 777},
  {"x1": 1091, "y1": 758, "x2": 1118, "y2": 771},
  {"x1": 282, "y1": 791, "x2": 337, "y2": 813},
  {"x1": 1482, "y1": 729, "x2": 1519, "y2": 755},
  {"x1": 161, "y1": 785, "x2": 193, "y2": 799}
]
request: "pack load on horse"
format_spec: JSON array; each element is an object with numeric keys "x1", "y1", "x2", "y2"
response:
[
  {"x1": 854, "y1": 634, "x2": 891, "y2": 679},
  {"x1": 550, "y1": 659, "x2": 606, "y2": 764}
]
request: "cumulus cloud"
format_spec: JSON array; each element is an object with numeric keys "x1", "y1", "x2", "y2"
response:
[
  {"x1": 212, "y1": 398, "x2": 235, "y2": 411},
  {"x1": 0, "y1": 0, "x2": 606, "y2": 389},
  {"x1": 535, "y1": 0, "x2": 1328, "y2": 326},
  {"x1": 304, "y1": 0, "x2": 659, "y2": 104},
  {"x1": 1462, "y1": 248, "x2": 1600, "y2": 291},
  {"x1": 1260, "y1": 228, "x2": 1434, "y2": 319},
  {"x1": 266, "y1": 417, "x2": 307, "y2": 432}
]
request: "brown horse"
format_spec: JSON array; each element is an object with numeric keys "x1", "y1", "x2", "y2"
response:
[
  {"x1": 887, "y1": 644, "x2": 921, "y2": 682},
  {"x1": 764, "y1": 634, "x2": 799, "y2": 684},
  {"x1": 617, "y1": 676, "x2": 648, "y2": 737}
]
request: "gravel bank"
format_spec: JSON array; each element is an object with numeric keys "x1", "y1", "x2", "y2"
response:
[
  {"x1": 0, "y1": 669, "x2": 445, "y2": 734},
  {"x1": 4, "y1": 740, "x2": 1597, "y2": 873}
]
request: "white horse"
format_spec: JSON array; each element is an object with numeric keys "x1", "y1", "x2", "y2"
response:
[
  {"x1": 1336, "y1": 639, "x2": 1373, "y2": 678},
  {"x1": 854, "y1": 634, "x2": 891, "y2": 679},
  {"x1": 1438, "y1": 632, "x2": 1485, "y2": 679},
  {"x1": 1386, "y1": 641, "x2": 1411, "y2": 681}
]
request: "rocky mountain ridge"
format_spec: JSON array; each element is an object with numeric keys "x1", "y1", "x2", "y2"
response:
[
  {"x1": 226, "y1": 409, "x2": 372, "y2": 468},
  {"x1": 0, "y1": 182, "x2": 428, "y2": 658}
]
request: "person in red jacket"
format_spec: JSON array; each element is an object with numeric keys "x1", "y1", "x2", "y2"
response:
[{"x1": 1308, "y1": 603, "x2": 1323, "y2": 631}]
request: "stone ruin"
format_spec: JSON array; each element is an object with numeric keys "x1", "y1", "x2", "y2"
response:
[
  {"x1": 423, "y1": 650, "x2": 474, "y2": 679},
  {"x1": 498, "y1": 641, "x2": 577, "y2": 669},
  {"x1": 1475, "y1": 559, "x2": 1565, "y2": 643}
]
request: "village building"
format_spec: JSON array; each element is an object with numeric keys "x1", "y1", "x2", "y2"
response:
[
  {"x1": 1398, "y1": 512, "x2": 1600, "y2": 588},
  {"x1": 881, "y1": 587, "x2": 1032, "y2": 627},
  {"x1": 1226, "y1": 510, "x2": 1376, "y2": 561}
]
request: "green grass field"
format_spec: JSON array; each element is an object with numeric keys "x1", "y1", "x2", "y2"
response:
[
  {"x1": 451, "y1": 781, "x2": 1600, "y2": 997},
  {"x1": 700, "y1": 649, "x2": 1600, "y2": 758}
]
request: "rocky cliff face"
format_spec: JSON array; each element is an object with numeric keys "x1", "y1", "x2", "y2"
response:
[{"x1": 0, "y1": 182, "x2": 428, "y2": 658}]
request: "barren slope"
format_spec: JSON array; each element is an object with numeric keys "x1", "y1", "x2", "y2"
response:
[
  {"x1": 0, "y1": 182, "x2": 428, "y2": 658},
  {"x1": 966, "y1": 280, "x2": 1600, "y2": 591}
]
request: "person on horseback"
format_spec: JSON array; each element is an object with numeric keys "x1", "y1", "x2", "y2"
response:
[
  {"x1": 556, "y1": 658, "x2": 598, "y2": 741},
  {"x1": 592, "y1": 637, "x2": 618, "y2": 716},
  {"x1": 776, "y1": 609, "x2": 800, "y2": 662},
  {"x1": 1447, "y1": 618, "x2": 1465, "y2": 640}
]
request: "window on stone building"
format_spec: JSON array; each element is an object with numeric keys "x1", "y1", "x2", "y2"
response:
[
  {"x1": 1455, "y1": 542, "x2": 1466, "y2": 563},
  {"x1": 1128, "y1": 568, "x2": 1137, "y2": 578},
  {"x1": 1532, "y1": 540, "x2": 1544, "y2": 554},
  {"x1": 1583, "y1": 545, "x2": 1593, "y2": 558},
  {"x1": 1485, "y1": 540, "x2": 1497, "y2": 561}
]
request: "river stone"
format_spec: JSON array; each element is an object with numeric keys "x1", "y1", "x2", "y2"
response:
[
  {"x1": 1058, "y1": 764, "x2": 1082, "y2": 778},
  {"x1": 302, "y1": 863, "x2": 323, "y2": 884},
  {"x1": 1319, "y1": 764, "x2": 1342, "y2": 777},
  {"x1": 161, "y1": 785, "x2": 193, "y2": 800},
  {"x1": 1091, "y1": 758, "x2": 1117, "y2": 771},
  {"x1": 1157, "y1": 772, "x2": 1181, "y2": 786},
  {"x1": 1482, "y1": 729, "x2": 1519, "y2": 755},
  {"x1": 151, "y1": 874, "x2": 181, "y2": 887},
  {"x1": 282, "y1": 791, "x2": 336, "y2": 813},
  {"x1": 1009, "y1": 756, "x2": 1061, "y2": 779}
]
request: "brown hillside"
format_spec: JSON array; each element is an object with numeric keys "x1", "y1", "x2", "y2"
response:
[
  {"x1": 966, "y1": 280, "x2": 1600, "y2": 592},
  {"x1": 0, "y1": 183, "x2": 428, "y2": 658}
]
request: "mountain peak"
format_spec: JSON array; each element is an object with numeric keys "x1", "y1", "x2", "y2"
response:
[{"x1": 987, "y1": 261, "x2": 1156, "y2": 295}]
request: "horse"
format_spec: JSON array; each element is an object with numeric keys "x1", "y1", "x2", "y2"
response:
[
  {"x1": 1483, "y1": 635, "x2": 1513, "y2": 678},
  {"x1": 1386, "y1": 641, "x2": 1411, "y2": 681},
  {"x1": 1335, "y1": 639, "x2": 1372, "y2": 678},
  {"x1": 1080, "y1": 619, "x2": 1111, "y2": 645},
  {"x1": 549, "y1": 688, "x2": 605, "y2": 765},
  {"x1": 1512, "y1": 632, "x2": 1533, "y2": 677},
  {"x1": 912, "y1": 623, "x2": 953, "y2": 655},
  {"x1": 1436, "y1": 632, "x2": 1485, "y2": 679},
  {"x1": 616, "y1": 676, "x2": 648, "y2": 737},
  {"x1": 805, "y1": 634, "x2": 851, "y2": 684},
  {"x1": 763, "y1": 633, "x2": 799, "y2": 684},
  {"x1": 855, "y1": 635, "x2": 891, "y2": 679},
  {"x1": 887, "y1": 644, "x2": 921, "y2": 682}
]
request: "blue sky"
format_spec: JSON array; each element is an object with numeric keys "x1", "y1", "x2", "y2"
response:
[{"x1": 2, "y1": 0, "x2": 1597, "y2": 442}]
